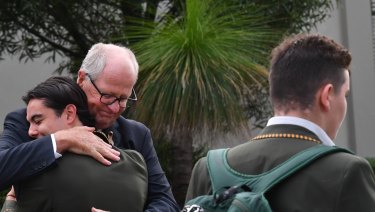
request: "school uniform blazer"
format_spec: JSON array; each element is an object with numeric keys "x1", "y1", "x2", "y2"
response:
[
  {"x1": 17, "y1": 148, "x2": 148, "y2": 212},
  {"x1": 0, "y1": 108, "x2": 179, "y2": 212},
  {"x1": 185, "y1": 124, "x2": 375, "y2": 212}
]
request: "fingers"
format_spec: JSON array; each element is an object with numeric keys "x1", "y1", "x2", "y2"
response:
[
  {"x1": 55, "y1": 126, "x2": 96, "y2": 153},
  {"x1": 90, "y1": 143, "x2": 120, "y2": 166},
  {"x1": 55, "y1": 126, "x2": 120, "y2": 165},
  {"x1": 79, "y1": 133, "x2": 121, "y2": 165},
  {"x1": 91, "y1": 135, "x2": 121, "y2": 163}
]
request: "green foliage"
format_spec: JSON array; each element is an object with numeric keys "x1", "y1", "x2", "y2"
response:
[
  {"x1": 239, "y1": 0, "x2": 337, "y2": 33},
  {"x1": 366, "y1": 158, "x2": 375, "y2": 174},
  {"x1": 0, "y1": 0, "x2": 336, "y2": 135},
  {"x1": 0, "y1": 0, "x2": 337, "y2": 75},
  {"x1": 0, "y1": 0, "x2": 167, "y2": 74},
  {"x1": 154, "y1": 137, "x2": 174, "y2": 180},
  {"x1": 126, "y1": 2, "x2": 286, "y2": 204},
  {"x1": 192, "y1": 144, "x2": 208, "y2": 165},
  {"x1": 244, "y1": 84, "x2": 273, "y2": 129},
  {"x1": 153, "y1": 137, "x2": 207, "y2": 180},
  {"x1": 128, "y1": 0, "x2": 283, "y2": 138}
]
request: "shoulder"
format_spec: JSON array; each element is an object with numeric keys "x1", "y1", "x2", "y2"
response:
[
  {"x1": 116, "y1": 116, "x2": 150, "y2": 132},
  {"x1": 5, "y1": 108, "x2": 27, "y2": 120},
  {"x1": 325, "y1": 151, "x2": 375, "y2": 209},
  {"x1": 186, "y1": 156, "x2": 211, "y2": 201},
  {"x1": 325, "y1": 149, "x2": 369, "y2": 163},
  {"x1": 193, "y1": 157, "x2": 208, "y2": 171},
  {"x1": 2, "y1": 108, "x2": 29, "y2": 134},
  {"x1": 118, "y1": 148, "x2": 146, "y2": 163},
  {"x1": 111, "y1": 117, "x2": 153, "y2": 151},
  {"x1": 326, "y1": 151, "x2": 373, "y2": 171},
  {"x1": 296, "y1": 148, "x2": 375, "y2": 185}
]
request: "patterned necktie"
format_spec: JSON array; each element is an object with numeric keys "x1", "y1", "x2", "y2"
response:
[{"x1": 93, "y1": 130, "x2": 114, "y2": 145}]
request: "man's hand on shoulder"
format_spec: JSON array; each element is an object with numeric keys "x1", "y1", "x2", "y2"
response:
[{"x1": 54, "y1": 126, "x2": 120, "y2": 165}]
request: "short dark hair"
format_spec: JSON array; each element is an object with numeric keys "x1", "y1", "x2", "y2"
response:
[
  {"x1": 22, "y1": 76, "x2": 95, "y2": 127},
  {"x1": 269, "y1": 34, "x2": 352, "y2": 111}
]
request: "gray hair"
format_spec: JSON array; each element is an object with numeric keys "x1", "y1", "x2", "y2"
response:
[{"x1": 80, "y1": 43, "x2": 139, "y2": 80}]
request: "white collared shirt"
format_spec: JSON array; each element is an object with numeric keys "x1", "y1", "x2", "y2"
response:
[
  {"x1": 51, "y1": 134, "x2": 62, "y2": 158},
  {"x1": 266, "y1": 116, "x2": 335, "y2": 146}
]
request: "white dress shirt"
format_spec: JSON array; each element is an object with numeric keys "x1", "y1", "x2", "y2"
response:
[{"x1": 267, "y1": 116, "x2": 335, "y2": 146}]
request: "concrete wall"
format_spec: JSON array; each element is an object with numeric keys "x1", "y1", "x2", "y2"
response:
[
  {"x1": 314, "y1": 0, "x2": 375, "y2": 157},
  {"x1": 343, "y1": 0, "x2": 375, "y2": 157},
  {"x1": 0, "y1": 55, "x2": 61, "y2": 127}
]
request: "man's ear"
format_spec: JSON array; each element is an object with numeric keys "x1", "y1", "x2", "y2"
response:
[
  {"x1": 64, "y1": 104, "x2": 78, "y2": 124},
  {"x1": 318, "y1": 84, "x2": 334, "y2": 111},
  {"x1": 77, "y1": 70, "x2": 86, "y2": 85}
]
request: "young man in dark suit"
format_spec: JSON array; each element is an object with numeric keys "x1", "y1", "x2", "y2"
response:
[
  {"x1": 0, "y1": 43, "x2": 179, "y2": 211},
  {"x1": 2, "y1": 76, "x2": 148, "y2": 212},
  {"x1": 185, "y1": 34, "x2": 375, "y2": 211}
]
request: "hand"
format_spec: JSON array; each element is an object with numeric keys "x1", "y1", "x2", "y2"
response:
[
  {"x1": 6, "y1": 186, "x2": 17, "y2": 201},
  {"x1": 54, "y1": 126, "x2": 120, "y2": 165},
  {"x1": 91, "y1": 207, "x2": 110, "y2": 212}
]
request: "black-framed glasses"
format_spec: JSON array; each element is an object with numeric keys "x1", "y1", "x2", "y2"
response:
[{"x1": 86, "y1": 74, "x2": 137, "y2": 108}]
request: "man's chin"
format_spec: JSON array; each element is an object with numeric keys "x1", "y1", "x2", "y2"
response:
[{"x1": 95, "y1": 118, "x2": 115, "y2": 129}]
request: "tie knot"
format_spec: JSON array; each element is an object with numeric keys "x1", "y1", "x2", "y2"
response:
[{"x1": 93, "y1": 130, "x2": 114, "y2": 145}]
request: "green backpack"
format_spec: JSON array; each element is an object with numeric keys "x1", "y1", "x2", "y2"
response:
[{"x1": 183, "y1": 145, "x2": 351, "y2": 212}]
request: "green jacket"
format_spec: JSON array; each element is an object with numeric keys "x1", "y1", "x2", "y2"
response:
[
  {"x1": 11, "y1": 147, "x2": 148, "y2": 212},
  {"x1": 186, "y1": 125, "x2": 375, "y2": 212}
]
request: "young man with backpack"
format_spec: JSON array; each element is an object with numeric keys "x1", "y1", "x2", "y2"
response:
[{"x1": 184, "y1": 34, "x2": 375, "y2": 211}]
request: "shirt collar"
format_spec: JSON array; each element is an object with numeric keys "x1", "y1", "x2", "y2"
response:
[{"x1": 267, "y1": 116, "x2": 335, "y2": 146}]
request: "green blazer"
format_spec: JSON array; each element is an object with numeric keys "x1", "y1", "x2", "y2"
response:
[
  {"x1": 15, "y1": 147, "x2": 148, "y2": 212},
  {"x1": 185, "y1": 125, "x2": 375, "y2": 212}
]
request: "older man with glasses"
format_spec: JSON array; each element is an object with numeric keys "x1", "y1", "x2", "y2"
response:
[
  {"x1": 86, "y1": 73, "x2": 138, "y2": 108},
  {"x1": 0, "y1": 43, "x2": 179, "y2": 211}
]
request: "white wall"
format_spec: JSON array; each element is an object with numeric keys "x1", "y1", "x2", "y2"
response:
[
  {"x1": 0, "y1": 55, "x2": 60, "y2": 128},
  {"x1": 343, "y1": 0, "x2": 375, "y2": 157},
  {"x1": 314, "y1": 0, "x2": 375, "y2": 157}
]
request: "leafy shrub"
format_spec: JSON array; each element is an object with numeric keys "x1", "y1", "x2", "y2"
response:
[{"x1": 366, "y1": 158, "x2": 375, "y2": 174}]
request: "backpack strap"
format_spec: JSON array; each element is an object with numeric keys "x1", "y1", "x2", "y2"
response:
[
  {"x1": 207, "y1": 145, "x2": 352, "y2": 194},
  {"x1": 248, "y1": 145, "x2": 352, "y2": 193},
  {"x1": 207, "y1": 148, "x2": 242, "y2": 193}
]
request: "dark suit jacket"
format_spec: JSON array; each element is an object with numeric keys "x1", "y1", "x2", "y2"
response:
[
  {"x1": 17, "y1": 148, "x2": 147, "y2": 212},
  {"x1": 185, "y1": 125, "x2": 375, "y2": 211},
  {"x1": 0, "y1": 108, "x2": 179, "y2": 212}
]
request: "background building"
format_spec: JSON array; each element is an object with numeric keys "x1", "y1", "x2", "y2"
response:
[
  {"x1": 0, "y1": 0, "x2": 374, "y2": 156},
  {"x1": 313, "y1": 0, "x2": 375, "y2": 157}
]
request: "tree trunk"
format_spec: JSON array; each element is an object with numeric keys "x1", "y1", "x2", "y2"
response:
[{"x1": 170, "y1": 131, "x2": 193, "y2": 208}]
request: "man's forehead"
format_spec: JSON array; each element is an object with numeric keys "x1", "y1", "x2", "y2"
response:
[
  {"x1": 26, "y1": 99, "x2": 47, "y2": 119},
  {"x1": 96, "y1": 76, "x2": 134, "y2": 96}
]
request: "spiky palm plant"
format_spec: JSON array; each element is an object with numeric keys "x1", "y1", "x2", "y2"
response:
[{"x1": 127, "y1": 0, "x2": 283, "y2": 205}]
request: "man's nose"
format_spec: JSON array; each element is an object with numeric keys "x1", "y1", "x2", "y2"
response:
[
  {"x1": 28, "y1": 126, "x2": 38, "y2": 138},
  {"x1": 107, "y1": 101, "x2": 121, "y2": 113}
]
